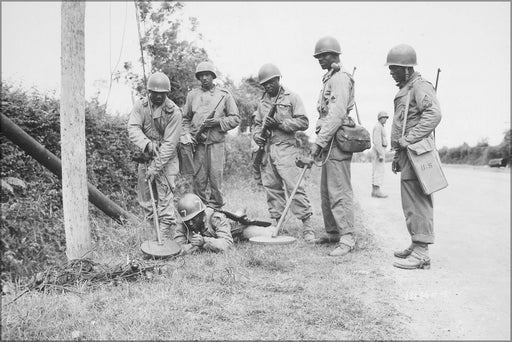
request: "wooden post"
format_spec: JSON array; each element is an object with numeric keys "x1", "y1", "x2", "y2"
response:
[{"x1": 60, "y1": 1, "x2": 91, "y2": 259}]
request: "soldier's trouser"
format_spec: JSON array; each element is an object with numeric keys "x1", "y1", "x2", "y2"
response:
[
  {"x1": 251, "y1": 151, "x2": 262, "y2": 182},
  {"x1": 193, "y1": 142, "x2": 225, "y2": 209},
  {"x1": 371, "y1": 148, "x2": 385, "y2": 186},
  {"x1": 261, "y1": 143, "x2": 312, "y2": 221},
  {"x1": 137, "y1": 163, "x2": 177, "y2": 229},
  {"x1": 321, "y1": 156, "x2": 354, "y2": 236},
  {"x1": 397, "y1": 149, "x2": 434, "y2": 244}
]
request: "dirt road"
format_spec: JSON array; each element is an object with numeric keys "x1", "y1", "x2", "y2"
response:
[{"x1": 351, "y1": 162, "x2": 510, "y2": 340}]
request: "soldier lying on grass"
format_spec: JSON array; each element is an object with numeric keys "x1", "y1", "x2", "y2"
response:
[{"x1": 174, "y1": 193, "x2": 276, "y2": 255}]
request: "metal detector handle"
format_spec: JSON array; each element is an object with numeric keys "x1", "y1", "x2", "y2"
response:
[
  {"x1": 146, "y1": 178, "x2": 163, "y2": 245},
  {"x1": 273, "y1": 165, "x2": 310, "y2": 237}
]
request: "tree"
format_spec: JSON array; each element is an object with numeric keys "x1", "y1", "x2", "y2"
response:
[
  {"x1": 122, "y1": 1, "x2": 209, "y2": 106},
  {"x1": 224, "y1": 76, "x2": 263, "y2": 133}
]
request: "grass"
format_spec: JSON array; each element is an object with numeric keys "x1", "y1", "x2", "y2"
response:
[{"x1": 1, "y1": 167, "x2": 409, "y2": 340}]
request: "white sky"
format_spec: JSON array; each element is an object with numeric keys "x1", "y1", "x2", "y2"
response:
[{"x1": 1, "y1": 1, "x2": 510, "y2": 147}]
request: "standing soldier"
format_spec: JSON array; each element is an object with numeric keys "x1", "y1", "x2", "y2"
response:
[
  {"x1": 371, "y1": 111, "x2": 389, "y2": 198},
  {"x1": 251, "y1": 110, "x2": 263, "y2": 185},
  {"x1": 385, "y1": 44, "x2": 442, "y2": 270},
  {"x1": 310, "y1": 36, "x2": 356, "y2": 256},
  {"x1": 182, "y1": 61, "x2": 240, "y2": 209},
  {"x1": 253, "y1": 63, "x2": 315, "y2": 242},
  {"x1": 127, "y1": 71, "x2": 182, "y2": 238}
]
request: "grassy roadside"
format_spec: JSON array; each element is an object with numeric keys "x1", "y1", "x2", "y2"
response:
[{"x1": 1, "y1": 167, "x2": 409, "y2": 340}]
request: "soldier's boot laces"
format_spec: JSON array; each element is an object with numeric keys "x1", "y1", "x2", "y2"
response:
[{"x1": 393, "y1": 244, "x2": 431, "y2": 270}]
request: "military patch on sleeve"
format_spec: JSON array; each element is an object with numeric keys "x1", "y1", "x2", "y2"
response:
[{"x1": 422, "y1": 94, "x2": 433, "y2": 109}]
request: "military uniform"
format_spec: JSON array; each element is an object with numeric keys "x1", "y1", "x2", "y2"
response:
[
  {"x1": 182, "y1": 85, "x2": 240, "y2": 208},
  {"x1": 371, "y1": 120, "x2": 388, "y2": 187},
  {"x1": 315, "y1": 66, "x2": 356, "y2": 248},
  {"x1": 174, "y1": 207, "x2": 234, "y2": 254},
  {"x1": 391, "y1": 71, "x2": 441, "y2": 244},
  {"x1": 127, "y1": 97, "x2": 182, "y2": 234},
  {"x1": 253, "y1": 87, "x2": 313, "y2": 227}
]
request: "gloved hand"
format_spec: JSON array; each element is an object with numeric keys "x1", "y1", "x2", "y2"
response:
[
  {"x1": 391, "y1": 152, "x2": 400, "y2": 174},
  {"x1": 191, "y1": 233, "x2": 205, "y2": 247},
  {"x1": 310, "y1": 143, "x2": 322, "y2": 158},
  {"x1": 203, "y1": 118, "x2": 220, "y2": 128},
  {"x1": 145, "y1": 167, "x2": 159, "y2": 181},
  {"x1": 264, "y1": 116, "x2": 281, "y2": 129},
  {"x1": 254, "y1": 134, "x2": 266, "y2": 147},
  {"x1": 398, "y1": 137, "x2": 410, "y2": 148}
]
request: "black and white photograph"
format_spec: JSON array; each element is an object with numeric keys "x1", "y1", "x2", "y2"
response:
[{"x1": 1, "y1": 1, "x2": 510, "y2": 340}]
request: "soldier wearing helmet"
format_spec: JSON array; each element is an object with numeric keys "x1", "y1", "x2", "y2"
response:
[
  {"x1": 371, "y1": 111, "x2": 389, "y2": 198},
  {"x1": 174, "y1": 193, "x2": 276, "y2": 254},
  {"x1": 253, "y1": 63, "x2": 315, "y2": 243},
  {"x1": 127, "y1": 71, "x2": 182, "y2": 238},
  {"x1": 385, "y1": 44, "x2": 442, "y2": 270},
  {"x1": 309, "y1": 36, "x2": 357, "y2": 256},
  {"x1": 181, "y1": 61, "x2": 240, "y2": 209}
]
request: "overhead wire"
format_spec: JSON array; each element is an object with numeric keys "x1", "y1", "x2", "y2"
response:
[{"x1": 105, "y1": 1, "x2": 128, "y2": 109}]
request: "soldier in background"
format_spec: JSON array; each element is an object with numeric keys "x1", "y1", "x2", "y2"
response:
[
  {"x1": 127, "y1": 72, "x2": 182, "y2": 238},
  {"x1": 386, "y1": 44, "x2": 442, "y2": 270},
  {"x1": 309, "y1": 36, "x2": 356, "y2": 256},
  {"x1": 371, "y1": 111, "x2": 389, "y2": 198},
  {"x1": 250, "y1": 110, "x2": 263, "y2": 185},
  {"x1": 253, "y1": 63, "x2": 315, "y2": 242},
  {"x1": 182, "y1": 62, "x2": 240, "y2": 209}
]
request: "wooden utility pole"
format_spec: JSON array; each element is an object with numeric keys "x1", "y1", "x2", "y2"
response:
[{"x1": 60, "y1": 1, "x2": 91, "y2": 259}]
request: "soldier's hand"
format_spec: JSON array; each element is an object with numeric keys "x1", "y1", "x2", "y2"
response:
[
  {"x1": 145, "y1": 168, "x2": 158, "y2": 182},
  {"x1": 145, "y1": 142, "x2": 158, "y2": 156},
  {"x1": 310, "y1": 144, "x2": 322, "y2": 158},
  {"x1": 391, "y1": 152, "x2": 400, "y2": 174},
  {"x1": 203, "y1": 118, "x2": 220, "y2": 128},
  {"x1": 264, "y1": 116, "x2": 281, "y2": 129},
  {"x1": 398, "y1": 137, "x2": 410, "y2": 148},
  {"x1": 254, "y1": 134, "x2": 266, "y2": 147},
  {"x1": 191, "y1": 233, "x2": 204, "y2": 247}
]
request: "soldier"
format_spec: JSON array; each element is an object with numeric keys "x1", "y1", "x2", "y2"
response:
[
  {"x1": 174, "y1": 193, "x2": 276, "y2": 255},
  {"x1": 182, "y1": 61, "x2": 240, "y2": 209},
  {"x1": 127, "y1": 72, "x2": 182, "y2": 238},
  {"x1": 371, "y1": 111, "x2": 389, "y2": 198},
  {"x1": 309, "y1": 36, "x2": 356, "y2": 256},
  {"x1": 253, "y1": 63, "x2": 315, "y2": 242},
  {"x1": 385, "y1": 44, "x2": 442, "y2": 270},
  {"x1": 250, "y1": 110, "x2": 263, "y2": 185}
]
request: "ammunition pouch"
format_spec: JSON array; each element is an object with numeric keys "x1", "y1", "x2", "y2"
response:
[{"x1": 335, "y1": 116, "x2": 371, "y2": 153}]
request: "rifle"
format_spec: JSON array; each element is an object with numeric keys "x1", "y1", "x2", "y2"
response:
[
  {"x1": 253, "y1": 87, "x2": 282, "y2": 168},
  {"x1": 217, "y1": 209, "x2": 272, "y2": 227},
  {"x1": 194, "y1": 95, "x2": 225, "y2": 144}
]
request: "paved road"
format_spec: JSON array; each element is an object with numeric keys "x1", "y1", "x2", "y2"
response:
[{"x1": 351, "y1": 162, "x2": 510, "y2": 340}]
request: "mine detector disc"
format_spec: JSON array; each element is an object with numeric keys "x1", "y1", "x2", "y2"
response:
[
  {"x1": 249, "y1": 235, "x2": 297, "y2": 245},
  {"x1": 140, "y1": 239, "x2": 181, "y2": 258}
]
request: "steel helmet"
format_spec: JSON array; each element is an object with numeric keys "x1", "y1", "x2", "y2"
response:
[
  {"x1": 385, "y1": 44, "x2": 417, "y2": 67},
  {"x1": 147, "y1": 72, "x2": 171, "y2": 92},
  {"x1": 195, "y1": 61, "x2": 217, "y2": 79},
  {"x1": 377, "y1": 111, "x2": 389, "y2": 120},
  {"x1": 313, "y1": 36, "x2": 341, "y2": 57},
  {"x1": 258, "y1": 63, "x2": 281, "y2": 85},
  {"x1": 177, "y1": 193, "x2": 206, "y2": 221}
]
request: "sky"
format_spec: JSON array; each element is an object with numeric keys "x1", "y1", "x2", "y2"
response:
[{"x1": 1, "y1": 1, "x2": 510, "y2": 148}]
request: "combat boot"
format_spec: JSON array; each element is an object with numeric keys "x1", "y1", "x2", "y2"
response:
[
  {"x1": 328, "y1": 233, "x2": 355, "y2": 257},
  {"x1": 301, "y1": 217, "x2": 316, "y2": 243},
  {"x1": 393, "y1": 244, "x2": 431, "y2": 270},
  {"x1": 393, "y1": 243, "x2": 415, "y2": 258},
  {"x1": 372, "y1": 185, "x2": 388, "y2": 198}
]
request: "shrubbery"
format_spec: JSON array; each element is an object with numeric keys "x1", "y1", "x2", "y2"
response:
[{"x1": 438, "y1": 133, "x2": 511, "y2": 165}]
